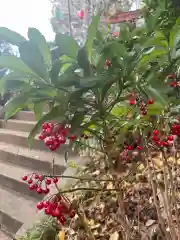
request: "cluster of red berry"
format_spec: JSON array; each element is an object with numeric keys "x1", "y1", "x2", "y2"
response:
[
  {"x1": 125, "y1": 141, "x2": 143, "y2": 151},
  {"x1": 37, "y1": 195, "x2": 76, "y2": 225},
  {"x1": 151, "y1": 130, "x2": 174, "y2": 147},
  {"x1": 168, "y1": 74, "x2": 179, "y2": 88},
  {"x1": 129, "y1": 96, "x2": 154, "y2": 116},
  {"x1": 22, "y1": 173, "x2": 58, "y2": 194},
  {"x1": 38, "y1": 122, "x2": 77, "y2": 151},
  {"x1": 171, "y1": 123, "x2": 180, "y2": 136}
]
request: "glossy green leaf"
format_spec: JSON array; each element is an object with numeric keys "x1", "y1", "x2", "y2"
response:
[
  {"x1": 28, "y1": 28, "x2": 51, "y2": 67},
  {"x1": 55, "y1": 33, "x2": 79, "y2": 59},
  {"x1": 3, "y1": 92, "x2": 30, "y2": 120},
  {"x1": 119, "y1": 23, "x2": 130, "y2": 41},
  {"x1": 0, "y1": 56, "x2": 37, "y2": 76},
  {"x1": 4, "y1": 80, "x2": 30, "y2": 91},
  {"x1": 85, "y1": 13, "x2": 100, "y2": 61},
  {"x1": 50, "y1": 59, "x2": 61, "y2": 85},
  {"x1": 28, "y1": 105, "x2": 65, "y2": 147},
  {"x1": 77, "y1": 47, "x2": 91, "y2": 77},
  {"x1": 169, "y1": 17, "x2": 180, "y2": 48},
  {"x1": 0, "y1": 27, "x2": 26, "y2": 45},
  {"x1": 19, "y1": 41, "x2": 49, "y2": 82},
  {"x1": 147, "y1": 102, "x2": 164, "y2": 115}
]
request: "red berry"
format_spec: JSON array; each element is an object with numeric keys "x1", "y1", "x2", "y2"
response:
[
  {"x1": 129, "y1": 99, "x2": 135, "y2": 105},
  {"x1": 153, "y1": 130, "x2": 159, "y2": 135},
  {"x1": 152, "y1": 136, "x2": 159, "y2": 141},
  {"x1": 127, "y1": 146, "x2": 133, "y2": 150},
  {"x1": 34, "y1": 174, "x2": 39, "y2": 179},
  {"x1": 168, "y1": 74, "x2": 176, "y2": 79},
  {"x1": 37, "y1": 202, "x2": 44, "y2": 210},
  {"x1": 69, "y1": 134, "x2": 77, "y2": 141},
  {"x1": 27, "y1": 179, "x2": 33, "y2": 184},
  {"x1": 30, "y1": 184, "x2": 37, "y2": 190},
  {"x1": 22, "y1": 175, "x2": 28, "y2": 181},
  {"x1": 140, "y1": 105, "x2": 145, "y2": 111},
  {"x1": 137, "y1": 145, "x2": 142, "y2": 151},
  {"x1": 163, "y1": 141, "x2": 168, "y2": 146},
  {"x1": 59, "y1": 215, "x2": 66, "y2": 225},
  {"x1": 49, "y1": 145, "x2": 58, "y2": 151},
  {"x1": 45, "y1": 178, "x2": 52, "y2": 185},
  {"x1": 39, "y1": 134, "x2": 46, "y2": 140},
  {"x1": 44, "y1": 201, "x2": 49, "y2": 208},
  {"x1": 37, "y1": 188, "x2": 43, "y2": 194},
  {"x1": 39, "y1": 175, "x2": 43, "y2": 181},
  {"x1": 44, "y1": 188, "x2": 50, "y2": 194},
  {"x1": 170, "y1": 81, "x2": 177, "y2": 88},
  {"x1": 142, "y1": 111, "x2": 147, "y2": 115},
  {"x1": 45, "y1": 207, "x2": 52, "y2": 215},
  {"x1": 53, "y1": 208, "x2": 61, "y2": 217},
  {"x1": 148, "y1": 99, "x2": 154, "y2": 104},
  {"x1": 69, "y1": 210, "x2": 76, "y2": 218},
  {"x1": 53, "y1": 177, "x2": 59, "y2": 184},
  {"x1": 168, "y1": 135, "x2": 174, "y2": 141},
  {"x1": 105, "y1": 59, "x2": 111, "y2": 67},
  {"x1": 58, "y1": 135, "x2": 66, "y2": 144},
  {"x1": 29, "y1": 185, "x2": 35, "y2": 190}
]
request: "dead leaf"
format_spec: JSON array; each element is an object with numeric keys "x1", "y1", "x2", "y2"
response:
[
  {"x1": 109, "y1": 231, "x2": 119, "y2": 240},
  {"x1": 58, "y1": 231, "x2": 65, "y2": 240},
  {"x1": 88, "y1": 219, "x2": 95, "y2": 226},
  {"x1": 107, "y1": 182, "x2": 114, "y2": 190},
  {"x1": 145, "y1": 219, "x2": 156, "y2": 227}
]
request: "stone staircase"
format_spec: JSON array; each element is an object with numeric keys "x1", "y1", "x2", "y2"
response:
[{"x1": 0, "y1": 111, "x2": 74, "y2": 239}]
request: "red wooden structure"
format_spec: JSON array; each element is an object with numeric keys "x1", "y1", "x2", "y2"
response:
[{"x1": 102, "y1": 9, "x2": 140, "y2": 24}]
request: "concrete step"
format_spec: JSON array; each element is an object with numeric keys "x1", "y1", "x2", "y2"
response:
[
  {"x1": 0, "y1": 230, "x2": 12, "y2": 240},
  {"x1": 0, "y1": 161, "x2": 44, "y2": 201},
  {"x1": 0, "y1": 129, "x2": 69, "y2": 153},
  {"x1": 13, "y1": 111, "x2": 36, "y2": 121},
  {"x1": 0, "y1": 142, "x2": 66, "y2": 174},
  {"x1": 0, "y1": 187, "x2": 37, "y2": 236},
  {"x1": 0, "y1": 119, "x2": 36, "y2": 132}
]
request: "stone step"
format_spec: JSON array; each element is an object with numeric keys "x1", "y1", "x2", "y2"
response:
[
  {"x1": 0, "y1": 187, "x2": 38, "y2": 236},
  {"x1": 0, "y1": 230, "x2": 12, "y2": 240},
  {"x1": 0, "y1": 142, "x2": 66, "y2": 174},
  {"x1": 0, "y1": 129, "x2": 69, "y2": 153},
  {"x1": 0, "y1": 161, "x2": 44, "y2": 201},
  {"x1": 0, "y1": 119, "x2": 36, "y2": 132},
  {"x1": 13, "y1": 111, "x2": 36, "y2": 121}
]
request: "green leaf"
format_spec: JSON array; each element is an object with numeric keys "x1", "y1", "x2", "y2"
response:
[
  {"x1": 56, "y1": 73, "x2": 80, "y2": 87},
  {"x1": 146, "y1": 86, "x2": 168, "y2": 106},
  {"x1": 140, "y1": 48, "x2": 168, "y2": 65},
  {"x1": 28, "y1": 28, "x2": 51, "y2": 67},
  {"x1": 0, "y1": 56, "x2": 37, "y2": 76},
  {"x1": 77, "y1": 47, "x2": 91, "y2": 77},
  {"x1": 34, "y1": 102, "x2": 45, "y2": 121},
  {"x1": 169, "y1": 17, "x2": 180, "y2": 48},
  {"x1": 0, "y1": 27, "x2": 26, "y2": 45},
  {"x1": 55, "y1": 33, "x2": 79, "y2": 59},
  {"x1": 3, "y1": 92, "x2": 30, "y2": 120},
  {"x1": 19, "y1": 41, "x2": 49, "y2": 82},
  {"x1": 85, "y1": 13, "x2": 100, "y2": 61},
  {"x1": 0, "y1": 72, "x2": 29, "y2": 94},
  {"x1": 119, "y1": 23, "x2": 130, "y2": 41},
  {"x1": 28, "y1": 105, "x2": 65, "y2": 147},
  {"x1": 4, "y1": 80, "x2": 30, "y2": 91},
  {"x1": 147, "y1": 102, "x2": 164, "y2": 115},
  {"x1": 50, "y1": 59, "x2": 61, "y2": 85}
]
